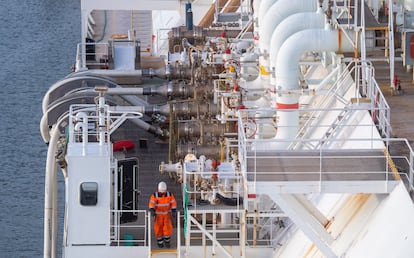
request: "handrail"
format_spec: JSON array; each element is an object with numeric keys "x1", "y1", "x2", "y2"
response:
[
  {"x1": 75, "y1": 42, "x2": 110, "y2": 71},
  {"x1": 239, "y1": 136, "x2": 414, "y2": 194},
  {"x1": 284, "y1": 60, "x2": 391, "y2": 149},
  {"x1": 68, "y1": 104, "x2": 144, "y2": 145},
  {"x1": 110, "y1": 210, "x2": 148, "y2": 246},
  {"x1": 75, "y1": 39, "x2": 142, "y2": 71}
]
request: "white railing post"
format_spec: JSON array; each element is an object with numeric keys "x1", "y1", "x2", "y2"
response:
[
  {"x1": 177, "y1": 211, "x2": 181, "y2": 258},
  {"x1": 148, "y1": 212, "x2": 151, "y2": 258}
]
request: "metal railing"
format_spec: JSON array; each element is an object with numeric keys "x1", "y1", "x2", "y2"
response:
[
  {"x1": 67, "y1": 104, "x2": 144, "y2": 146},
  {"x1": 111, "y1": 210, "x2": 148, "y2": 246},
  {"x1": 75, "y1": 42, "x2": 110, "y2": 71},
  {"x1": 68, "y1": 105, "x2": 111, "y2": 145},
  {"x1": 75, "y1": 39, "x2": 142, "y2": 71},
  {"x1": 238, "y1": 135, "x2": 414, "y2": 194}
]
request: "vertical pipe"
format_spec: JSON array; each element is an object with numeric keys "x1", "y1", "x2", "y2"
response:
[
  {"x1": 274, "y1": 27, "x2": 355, "y2": 147},
  {"x1": 81, "y1": 9, "x2": 89, "y2": 69},
  {"x1": 44, "y1": 125, "x2": 60, "y2": 258},
  {"x1": 98, "y1": 95, "x2": 105, "y2": 146},
  {"x1": 240, "y1": 210, "x2": 246, "y2": 258},
  {"x1": 186, "y1": 3, "x2": 193, "y2": 31},
  {"x1": 82, "y1": 115, "x2": 88, "y2": 155}
]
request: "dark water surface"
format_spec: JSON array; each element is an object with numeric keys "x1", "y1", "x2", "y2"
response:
[{"x1": 0, "y1": 1, "x2": 80, "y2": 257}]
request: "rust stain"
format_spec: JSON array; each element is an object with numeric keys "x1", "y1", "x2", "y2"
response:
[
  {"x1": 354, "y1": 31, "x2": 359, "y2": 58},
  {"x1": 303, "y1": 243, "x2": 316, "y2": 257},
  {"x1": 327, "y1": 194, "x2": 371, "y2": 239},
  {"x1": 337, "y1": 30, "x2": 342, "y2": 53},
  {"x1": 324, "y1": 219, "x2": 333, "y2": 228}
]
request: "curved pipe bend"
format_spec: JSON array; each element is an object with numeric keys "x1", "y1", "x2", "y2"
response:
[
  {"x1": 259, "y1": 0, "x2": 318, "y2": 54},
  {"x1": 275, "y1": 27, "x2": 355, "y2": 91},
  {"x1": 269, "y1": 9, "x2": 325, "y2": 85}
]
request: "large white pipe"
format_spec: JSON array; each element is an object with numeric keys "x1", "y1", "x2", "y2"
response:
[
  {"x1": 274, "y1": 26, "x2": 355, "y2": 146},
  {"x1": 259, "y1": 0, "x2": 318, "y2": 54},
  {"x1": 276, "y1": 27, "x2": 354, "y2": 91},
  {"x1": 269, "y1": 9, "x2": 325, "y2": 85},
  {"x1": 258, "y1": 0, "x2": 278, "y2": 27},
  {"x1": 44, "y1": 125, "x2": 60, "y2": 258},
  {"x1": 258, "y1": 0, "x2": 318, "y2": 88}
]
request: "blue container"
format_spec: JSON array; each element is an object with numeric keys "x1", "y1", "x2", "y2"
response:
[{"x1": 123, "y1": 234, "x2": 134, "y2": 246}]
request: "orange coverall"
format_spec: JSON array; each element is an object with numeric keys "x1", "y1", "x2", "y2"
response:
[{"x1": 148, "y1": 191, "x2": 177, "y2": 246}]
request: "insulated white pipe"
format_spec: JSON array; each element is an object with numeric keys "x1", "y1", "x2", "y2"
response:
[
  {"x1": 44, "y1": 125, "x2": 60, "y2": 258},
  {"x1": 253, "y1": 0, "x2": 262, "y2": 32},
  {"x1": 276, "y1": 27, "x2": 354, "y2": 91},
  {"x1": 243, "y1": 96, "x2": 271, "y2": 109},
  {"x1": 274, "y1": 27, "x2": 355, "y2": 146},
  {"x1": 98, "y1": 96, "x2": 105, "y2": 146},
  {"x1": 258, "y1": 0, "x2": 318, "y2": 88},
  {"x1": 269, "y1": 9, "x2": 325, "y2": 85},
  {"x1": 259, "y1": 0, "x2": 318, "y2": 54},
  {"x1": 258, "y1": 0, "x2": 278, "y2": 27}
]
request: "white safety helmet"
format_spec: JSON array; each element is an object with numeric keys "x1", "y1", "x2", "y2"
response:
[{"x1": 158, "y1": 181, "x2": 167, "y2": 192}]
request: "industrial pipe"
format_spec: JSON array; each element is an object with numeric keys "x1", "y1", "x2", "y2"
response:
[
  {"x1": 259, "y1": 0, "x2": 318, "y2": 54},
  {"x1": 273, "y1": 26, "x2": 355, "y2": 146},
  {"x1": 269, "y1": 9, "x2": 325, "y2": 85},
  {"x1": 258, "y1": 0, "x2": 318, "y2": 87}
]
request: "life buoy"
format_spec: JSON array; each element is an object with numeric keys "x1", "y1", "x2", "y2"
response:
[{"x1": 113, "y1": 140, "x2": 135, "y2": 152}]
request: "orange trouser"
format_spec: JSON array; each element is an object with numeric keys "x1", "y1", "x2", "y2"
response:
[{"x1": 154, "y1": 213, "x2": 173, "y2": 238}]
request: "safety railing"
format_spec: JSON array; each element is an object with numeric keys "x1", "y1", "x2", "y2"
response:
[
  {"x1": 68, "y1": 104, "x2": 111, "y2": 145},
  {"x1": 156, "y1": 28, "x2": 172, "y2": 57},
  {"x1": 75, "y1": 42, "x2": 110, "y2": 71},
  {"x1": 110, "y1": 210, "x2": 148, "y2": 246},
  {"x1": 238, "y1": 135, "x2": 414, "y2": 194},
  {"x1": 182, "y1": 158, "x2": 245, "y2": 255},
  {"x1": 238, "y1": 106, "x2": 387, "y2": 146},
  {"x1": 244, "y1": 207, "x2": 289, "y2": 248},
  {"x1": 182, "y1": 160, "x2": 243, "y2": 211},
  {"x1": 295, "y1": 60, "x2": 391, "y2": 145},
  {"x1": 75, "y1": 39, "x2": 142, "y2": 71},
  {"x1": 68, "y1": 104, "x2": 144, "y2": 145}
]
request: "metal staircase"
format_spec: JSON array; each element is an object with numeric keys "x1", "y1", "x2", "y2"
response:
[{"x1": 334, "y1": 0, "x2": 395, "y2": 89}]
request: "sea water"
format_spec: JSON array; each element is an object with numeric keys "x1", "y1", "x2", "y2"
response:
[{"x1": 0, "y1": 1, "x2": 80, "y2": 257}]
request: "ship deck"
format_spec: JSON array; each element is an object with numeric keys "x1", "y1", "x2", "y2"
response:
[{"x1": 111, "y1": 58, "x2": 414, "y2": 250}]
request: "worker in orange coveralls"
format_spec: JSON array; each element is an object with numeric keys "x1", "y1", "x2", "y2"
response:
[{"x1": 148, "y1": 181, "x2": 177, "y2": 248}]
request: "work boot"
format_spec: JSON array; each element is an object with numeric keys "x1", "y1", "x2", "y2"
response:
[
  {"x1": 164, "y1": 236, "x2": 171, "y2": 248},
  {"x1": 157, "y1": 238, "x2": 164, "y2": 248}
]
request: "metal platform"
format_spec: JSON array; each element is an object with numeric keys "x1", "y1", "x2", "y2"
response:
[
  {"x1": 336, "y1": 0, "x2": 388, "y2": 30},
  {"x1": 244, "y1": 149, "x2": 400, "y2": 194}
]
